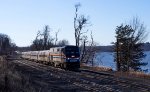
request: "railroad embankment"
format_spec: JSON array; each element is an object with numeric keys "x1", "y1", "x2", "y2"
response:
[
  {"x1": 0, "y1": 56, "x2": 36, "y2": 92},
  {"x1": 0, "y1": 56, "x2": 150, "y2": 92}
]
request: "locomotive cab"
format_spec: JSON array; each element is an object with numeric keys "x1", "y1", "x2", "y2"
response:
[{"x1": 62, "y1": 46, "x2": 80, "y2": 70}]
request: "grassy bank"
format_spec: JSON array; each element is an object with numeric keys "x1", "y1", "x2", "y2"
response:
[
  {"x1": 81, "y1": 63, "x2": 150, "y2": 80},
  {"x1": 0, "y1": 56, "x2": 36, "y2": 92}
]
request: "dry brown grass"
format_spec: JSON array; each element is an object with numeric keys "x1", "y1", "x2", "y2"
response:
[
  {"x1": 81, "y1": 63, "x2": 150, "y2": 80},
  {"x1": 81, "y1": 63, "x2": 113, "y2": 72},
  {"x1": 115, "y1": 71, "x2": 150, "y2": 80},
  {"x1": 0, "y1": 56, "x2": 36, "y2": 92}
]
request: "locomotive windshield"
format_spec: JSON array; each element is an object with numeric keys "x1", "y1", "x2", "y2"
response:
[{"x1": 64, "y1": 46, "x2": 80, "y2": 57}]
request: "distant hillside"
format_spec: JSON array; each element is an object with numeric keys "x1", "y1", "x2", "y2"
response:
[
  {"x1": 17, "y1": 46, "x2": 31, "y2": 52},
  {"x1": 97, "y1": 46, "x2": 114, "y2": 52},
  {"x1": 98, "y1": 42, "x2": 150, "y2": 52},
  {"x1": 16, "y1": 42, "x2": 150, "y2": 52},
  {"x1": 142, "y1": 42, "x2": 150, "y2": 51}
]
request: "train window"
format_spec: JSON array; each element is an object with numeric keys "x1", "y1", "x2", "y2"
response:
[
  {"x1": 61, "y1": 48, "x2": 65, "y2": 53},
  {"x1": 43, "y1": 52, "x2": 46, "y2": 57},
  {"x1": 64, "y1": 46, "x2": 80, "y2": 57}
]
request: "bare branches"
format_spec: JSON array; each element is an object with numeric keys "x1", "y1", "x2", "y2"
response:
[
  {"x1": 30, "y1": 25, "x2": 54, "y2": 50},
  {"x1": 0, "y1": 33, "x2": 16, "y2": 55},
  {"x1": 36, "y1": 31, "x2": 41, "y2": 40},
  {"x1": 74, "y1": 3, "x2": 89, "y2": 46},
  {"x1": 57, "y1": 39, "x2": 69, "y2": 46},
  {"x1": 55, "y1": 29, "x2": 60, "y2": 45},
  {"x1": 130, "y1": 17, "x2": 148, "y2": 43},
  {"x1": 74, "y1": 3, "x2": 99, "y2": 65}
]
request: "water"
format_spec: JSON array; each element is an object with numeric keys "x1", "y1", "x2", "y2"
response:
[{"x1": 94, "y1": 51, "x2": 150, "y2": 74}]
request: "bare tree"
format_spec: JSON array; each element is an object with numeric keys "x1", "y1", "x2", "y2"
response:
[
  {"x1": 80, "y1": 35, "x2": 88, "y2": 62},
  {"x1": 57, "y1": 39, "x2": 69, "y2": 46},
  {"x1": 74, "y1": 3, "x2": 89, "y2": 46},
  {"x1": 80, "y1": 31, "x2": 99, "y2": 65},
  {"x1": 0, "y1": 33, "x2": 16, "y2": 55},
  {"x1": 42, "y1": 25, "x2": 50, "y2": 49},
  {"x1": 130, "y1": 17, "x2": 148, "y2": 43},
  {"x1": 89, "y1": 31, "x2": 97, "y2": 66},
  {"x1": 30, "y1": 25, "x2": 54, "y2": 50},
  {"x1": 31, "y1": 31, "x2": 41, "y2": 50},
  {"x1": 55, "y1": 29, "x2": 60, "y2": 45},
  {"x1": 73, "y1": 3, "x2": 99, "y2": 65}
]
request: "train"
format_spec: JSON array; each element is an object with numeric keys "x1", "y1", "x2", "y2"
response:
[{"x1": 21, "y1": 45, "x2": 80, "y2": 70}]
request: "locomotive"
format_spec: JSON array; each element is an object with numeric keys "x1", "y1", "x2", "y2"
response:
[{"x1": 21, "y1": 45, "x2": 80, "y2": 70}]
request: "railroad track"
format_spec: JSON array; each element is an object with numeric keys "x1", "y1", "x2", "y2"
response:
[
  {"x1": 12, "y1": 59, "x2": 150, "y2": 92},
  {"x1": 80, "y1": 69, "x2": 150, "y2": 92},
  {"x1": 14, "y1": 59, "x2": 117, "y2": 92}
]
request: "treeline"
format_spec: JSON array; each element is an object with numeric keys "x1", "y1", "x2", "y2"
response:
[
  {"x1": 96, "y1": 43, "x2": 150, "y2": 52},
  {"x1": 30, "y1": 25, "x2": 69, "y2": 51},
  {"x1": 0, "y1": 33, "x2": 16, "y2": 55}
]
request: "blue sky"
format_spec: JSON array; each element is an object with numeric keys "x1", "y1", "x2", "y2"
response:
[{"x1": 0, "y1": 0, "x2": 150, "y2": 47}]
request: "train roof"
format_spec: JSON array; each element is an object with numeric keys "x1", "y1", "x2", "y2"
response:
[{"x1": 49, "y1": 45, "x2": 78, "y2": 49}]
